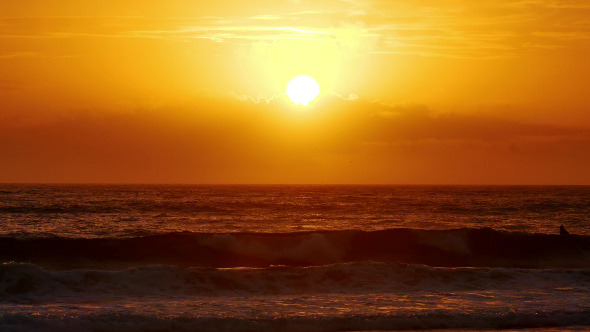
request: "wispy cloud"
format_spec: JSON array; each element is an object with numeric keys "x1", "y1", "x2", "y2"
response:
[
  {"x1": 0, "y1": 79, "x2": 20, "y2": 91},
  {"x1": 532, "y1": 31, "x2": 590, "y2": 41},
  {"x1": 0, "y1": 51, "x2": 39, "y2": 59},
  {"x1": 1, "y1": 1, "x2": 589, "y2": 59}
]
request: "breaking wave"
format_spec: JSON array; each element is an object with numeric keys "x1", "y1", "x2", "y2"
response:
[{"x1": 1, "y1": 262, "x2": 589, "y2": 301}]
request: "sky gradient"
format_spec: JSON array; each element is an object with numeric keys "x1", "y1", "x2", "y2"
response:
[{"x1": 1, "y1": 0, "x2": 590, "y2": 184}]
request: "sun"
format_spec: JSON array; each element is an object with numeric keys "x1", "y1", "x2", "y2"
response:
[{"x1": 286, "y1": 75, "x2": 320, "y2": 106}]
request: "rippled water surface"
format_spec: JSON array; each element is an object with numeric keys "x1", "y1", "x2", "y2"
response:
[{"x1": 1, "y1": 185, "x2": 588, "y2": 237}]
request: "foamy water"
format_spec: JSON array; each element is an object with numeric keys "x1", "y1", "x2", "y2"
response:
[{"x1": 1, "y1": 185, "x2": 589, "y2": 331}]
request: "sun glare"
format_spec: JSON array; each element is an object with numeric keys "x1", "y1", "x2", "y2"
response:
[{"x1": 286, "y1": 76, "x2": 320, "y2": 106}]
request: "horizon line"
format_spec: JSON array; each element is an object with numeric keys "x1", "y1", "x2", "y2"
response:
[{"x1": 1, "y1": 182, "x2": 589, "y2": 186}]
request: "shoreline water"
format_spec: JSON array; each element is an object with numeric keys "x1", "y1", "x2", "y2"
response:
[{"x1": 1, "y1": 185, "x2": 589, "y2": 331}]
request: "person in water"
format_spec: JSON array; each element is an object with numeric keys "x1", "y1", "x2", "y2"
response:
[{"x1": 560, "y1": 225, "x2": 570, "y2": 235}]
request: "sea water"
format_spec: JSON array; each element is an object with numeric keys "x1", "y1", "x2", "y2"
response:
[{"x1": 0, "y1": 185, "x2": 589, "y2": 331}]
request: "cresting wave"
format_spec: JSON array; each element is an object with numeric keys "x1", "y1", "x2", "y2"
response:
[
  {"x1": 1, "y1": 262, "x2": 589, "y2": 301},
  {"x1": 1, "y1": 228, "x2": 589, "y2": 269}
]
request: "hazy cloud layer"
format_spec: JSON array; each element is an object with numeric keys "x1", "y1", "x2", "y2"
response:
[{"x1": 1, "y1": 96, "x2": 588, "y2": 184}]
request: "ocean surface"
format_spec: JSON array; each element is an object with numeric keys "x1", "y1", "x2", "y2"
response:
[{"x1": 0, "y1": 184, "x2": 589, "y2": 331}]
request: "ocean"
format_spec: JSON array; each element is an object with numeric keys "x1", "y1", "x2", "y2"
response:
[{"x1": 0, "y1": 184, "x2": 589, "y2": 331}]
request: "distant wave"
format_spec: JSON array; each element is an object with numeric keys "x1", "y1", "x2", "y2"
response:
[
  {"x1": 1, "y1": 228, "x2": 589, "y2": 269},
  {"x1": 0, "y1": 202, "x2": 230, "y2": 214},
  {"x1": 1, "y1": 262, "x2": 589, "y2": 301}
]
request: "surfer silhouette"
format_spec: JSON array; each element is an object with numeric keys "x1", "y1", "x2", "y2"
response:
[{"x1": 559, "y1": 225, "x2": 570, "y2": 235}]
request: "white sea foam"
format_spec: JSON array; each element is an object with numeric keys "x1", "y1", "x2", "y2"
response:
[
  {"x1": 197, "y1": 232, "x2": 345, "y2": 264},
  {"x1": 1, "y1": 262, "x2": 589, "y2": 302},
  {"x1": 416, "y1": 230, "x2": 471, "y2": 254}
]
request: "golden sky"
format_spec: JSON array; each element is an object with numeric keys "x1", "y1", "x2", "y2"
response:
[{"x1": 1, "y1": 0, "x2": 590, "y2": 184}]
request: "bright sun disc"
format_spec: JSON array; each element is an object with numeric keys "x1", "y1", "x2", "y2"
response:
[{"x1": 286, "y1": 75, "x2": 320, "y2": 106}]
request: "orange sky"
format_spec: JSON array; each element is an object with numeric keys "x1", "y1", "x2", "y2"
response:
[{"x1": 1, "y1": 0, "x2": 590, "y2": 184}]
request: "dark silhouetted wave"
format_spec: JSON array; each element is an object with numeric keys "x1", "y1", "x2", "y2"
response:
[{"x1": 1, "y1": 228, "x2": 589, "y2": 269}]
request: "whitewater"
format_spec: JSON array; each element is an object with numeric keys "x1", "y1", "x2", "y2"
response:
[{"x1": 0, "y1": 185, "x2": 589, "y2": 331}]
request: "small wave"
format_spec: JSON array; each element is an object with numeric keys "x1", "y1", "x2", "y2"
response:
[
  {"x1": 1, "y1": 228, "x2": 589, "y2": 269},
  {"x1": 1, "y1": 309, "x2": 590, "y2": 332},
  {"x1": 1, "y1": 262, "x2": 589, "y2": 301}
]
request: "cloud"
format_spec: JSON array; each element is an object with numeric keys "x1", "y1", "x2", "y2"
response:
[
  {"x1": 0, "y1": 51, "x2": 39, "y2": 59},
  {"x1": 2, "y1": 1, "x2": 589, "y2": 59},
  {"x1": 239, "y1": 94, "x2": 587, "y2": 142},
  {"x1": 0, "y1": 79, "x2": 20, "y2": 91},
  {"x1": 1, "y1": 96, "x2": 588, "y2": 184},
  {"x1": 532, "y1": 31, "x2": 590, "y2": 41}
]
